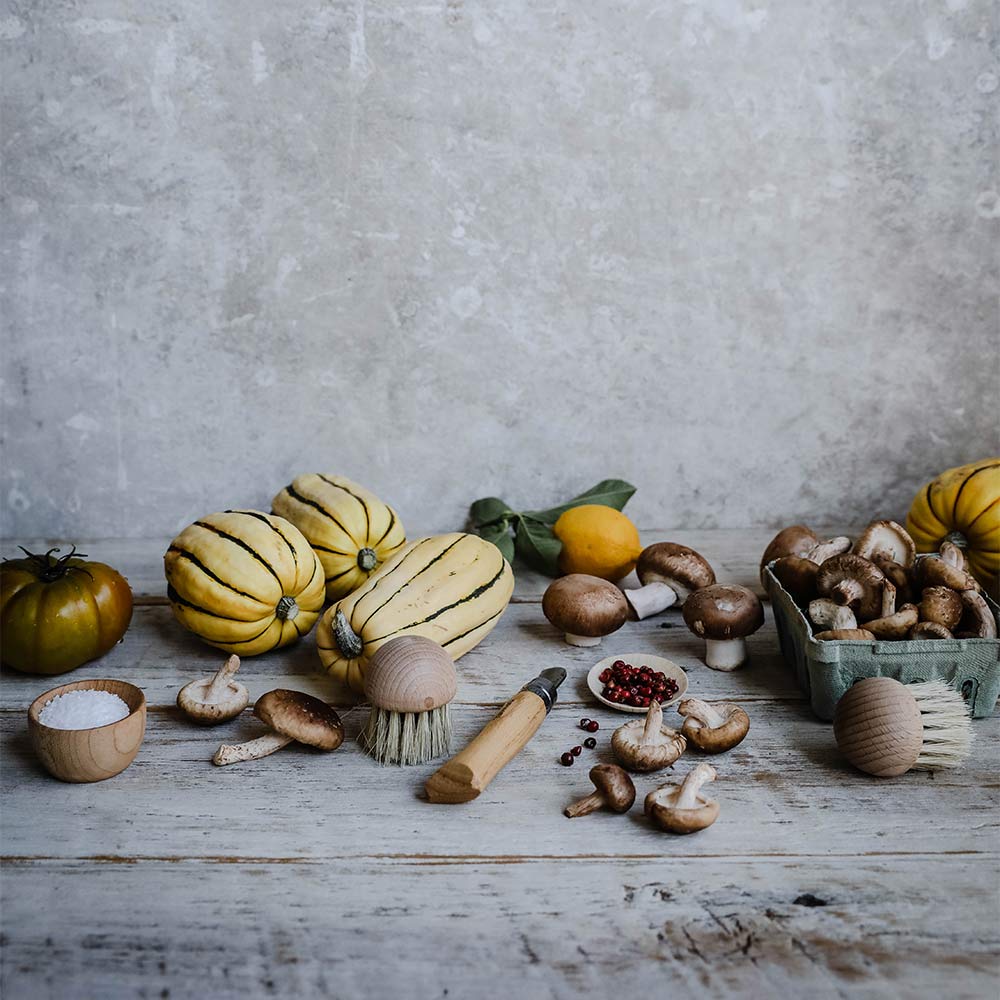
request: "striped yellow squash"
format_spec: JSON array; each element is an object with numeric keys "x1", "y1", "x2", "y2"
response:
[
  {"x1": 272, "y1": 474, "x2": 407, "y2": 601},
  {"x1": 906, "y1": 458, "x2": 1000, "y2": 598},
  {"x1": 316, "y1": 532, "x2": 514, "y2": 692},
  {"x1": 165, "y1": 510, "x2": 325, "y2": 656}
]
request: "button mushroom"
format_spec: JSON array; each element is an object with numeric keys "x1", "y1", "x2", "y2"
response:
[
  {"x1": 853, "y1": 519, "x2": 916, "y2": 569},
  {"x1": 956, "y1": 589, "x2": 998, "y2": 639},
  {"x1": 759, "y1": 525, "x2": 819, "y2": 586},
  {"x1": 610, "y1": 700, "x2": 687, "y2": 772},
  {"x1": 176, "y1": 654, "x2": 250, "y2": 725},
  {"x1": 808, "y1": 598, "x2": 858, "y2": 632},
  {"x1": 644, "y1": 763, "x2": 719, "y2": 834},
  {"x1": 677, "y1": 698, "x2": 749, "y2": 753},
  {"x1": 213, "y1": 689, "x2": 344, "y2": 765},
  {"x1": 682, "y1": 584, "x2": 764, "y2": 670},
  {"x1": 816, "y1": 554, "x2": 886, "y2": 622},
  {"x1": 542, "y1": 574, "x2": 628, "y2": 646},
  {"x1": 908, "y1": 621, "x2": 953, "y2": 639},
  {"x1": 918, "y1": 586, "x2": 963, "y2": 630},
  {"x1": 564, "y1": 763, "x2": 636, "y2": 818},
  {"x1": 624, "y1": 543, "x2": 715, "y2": 620}
]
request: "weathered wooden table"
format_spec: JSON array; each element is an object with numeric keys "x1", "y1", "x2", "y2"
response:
[{"x1": 2, "y1": 530, "x2": 998, "y2": 999}]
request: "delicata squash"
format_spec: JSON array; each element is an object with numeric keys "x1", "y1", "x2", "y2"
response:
[
  {"x1": 316, "y1": 532, "x2": 514, "y2": 692},
  {"x1": 272, "y1": 474, "x2": 407, "y2": 601},
  {"x1": 165, "y1": 510, "x2": 325, "y2": 656},
  {"x1": 906, "y1": 458, "x2": 1000, "y2": 598}
]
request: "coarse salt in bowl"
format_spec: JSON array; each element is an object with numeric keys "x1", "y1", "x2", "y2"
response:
[{"x1": 28, "y1": 679, "x2": 146, "y2": 782}]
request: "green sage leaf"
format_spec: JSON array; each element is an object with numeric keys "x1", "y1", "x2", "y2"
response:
[
  {"x1": 469, "y1": 496, "x2": 514, "y2": 528},
  {"x1": 477, "y1": 519, "x2": 515, "y2": 563},
  {"x1": 514, "y1": 516, "x2": 562, "y2": 576},
  {"x1": 525, "y1": 478, "x2": 636, "y2": 525}
]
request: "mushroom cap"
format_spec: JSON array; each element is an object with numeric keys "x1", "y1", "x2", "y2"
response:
[
  {"x1": 542, "y1": 574, "x2": 628, "y2": 638},
  {"x1": 611, "y1": 709, "x2": 687, "y2": 772},
  {"x1": 808, "y1": 598, "x2": 858, "y2": 632},
  {"x1": 813, "y1": 628, "x2": 876, "y2": 641},
  {"x1": 635, "y1": 543, "x2": 715, "y2": 600},
  {"x1": 589, "y1": 763, "x2": 636, "y2": 811},
  {"x1": 915, "y1": 556, "x2": 977, "y2": 593},
  {"x1": 644, "y1": 764, "x2": 719, "y2": 833},
  {"x1": 682, "y1": 584, "x2": 764, "y2": 640},
  {"x1": 254, "y1": 689, "x2": 344, "y2": 750},
  {"x1": 956, "y1": 589, "x2": 998, "y2": 639},
  {"x1": 177, "y1": 676, "x2": 250, "y2": 724},
  {"x1": 770, "y1": 555, "x2": 819, "y2": 605},
  {"x1": 815, "y1": 554, "x2": 885, "y2": 621},
  {"x1": 677, "y1": 699, "x2": 750, "y2": 753},
  {"x1": 908, "y1": 621, "x2": 953, "y2": 640},
  {"x1": 364, "y1": 636, "x2": 457, "y2": 712},
  {"x1": 853, "y1": 520, "x2": 916, "y2": 569},
  {"x1": 760, "y1": 526, "x2": 819, "y2": 585},
  {"x1": 918, "y1": 587, "x2": 963, "y2": 629}
]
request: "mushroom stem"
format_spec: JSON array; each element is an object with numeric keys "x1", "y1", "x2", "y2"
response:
[
  {"x1": 641, "y1": 701, "x2": 664, "y2": 742},
  {"x1": 677, "y1": 697, "x2": 727, "y2": 730},
  {"x1": 624, "y1": 582, "x2": 678, "y2": 620},
  {"x1": 213, "y1": 731, "x2": 294, "y2": 766},
  {"x1": 563, "y1": 632, "x2": 602, "y2": 647},
  {"x1": 675, "y1": 763, "x2": 716, "y2": 810},
  {"x1": 880, "y1": 582, "x2": 896, "y2": 619},
  {"x1": 563, "y1": 792, "x2": 605, "y2": 818},
  {"x1": 703, "y1": 638, "x2": 747, "y2": 671},
  {"x1": 204, "y1": 654, "x2": 241, "y2": 704}
]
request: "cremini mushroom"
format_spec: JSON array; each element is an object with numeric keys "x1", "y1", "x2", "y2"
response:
[
  {"x1": 862, "y1": 581, "x2": 918, "y2": 640},
  {"x1": 213, "y1": 689, "x2": 344, "y2": 765},
  {"x1": 644, "y1": 763, "x2": 719, "y2": 834},
  {"x1": 177, "y1": 654, "x2": 249, "y2": 725},
  {"x1": 677, "y1": 698, "x2": 749, "y2": 753},
  {"x1": 813, "y1": 628, "x2": 876, "y2": 641},
  {"x1": 760, "y1": 525, "x2": 819, "y2": 586},
  {"x1": 564, "y1": 763, "x2": 636, "y2": 818},
  {"x1": 939, "y1": 541, "x2": 972, "y2": 574},
  {"x1": 908, "y1": 621, "x2": 953, "y2": 640},
  {"x1": 915, "y1": 556, "x2": 978, "y2": 593},
  {"x1": 956, "y1": 589, "x2": 998, "y2": 639},
  {"x1": 805, "y1": 536, "x2": 852, "y2": 564},
  {"x1": 871, "y1": 554, "x2": 914, "y2": 605},
  {"x1": 682, "y1": 584, "x2": 764, "y2": 670},
  {"x1": 816, "y1": 554, "x2": 885, "y2": 622},
  {"x1": 610, "y1": 701, "x2": 687, "y2": 772},
  {"x1": 542, "y1": 574, "x2": 628, "y2": 646},
  {"x1": 770, "y1": 556, "x2": 819, "y2": 606},
  {"x1": 624, "y1": 543, "x2": 715, "y2": 620},
  {"x1": 808, "y1": 598, "x2": 858, "y2": 632},
  {"x1": 853, "y1": 520, "x2": 916, "y2": 569},
  {"x1": 918, "y1": 586, "x2": 963, "y2": 630}
]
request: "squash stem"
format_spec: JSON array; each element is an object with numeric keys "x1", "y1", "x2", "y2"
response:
[{"x1": 334, "y1": 609, "x2": 364, "y2": 658}]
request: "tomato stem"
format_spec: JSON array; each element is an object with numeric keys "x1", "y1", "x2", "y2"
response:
[{"x1": 12, "y1": 545, "x2": 93, "y2": 583}]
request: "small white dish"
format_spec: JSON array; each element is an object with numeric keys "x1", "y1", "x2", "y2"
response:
[{"x1": 586, "y1": 653, "x2": 688, "y2": 714}]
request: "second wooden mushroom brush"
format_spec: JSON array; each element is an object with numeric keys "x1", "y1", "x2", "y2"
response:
[{"x1": 361, "y1": 636, "x2": 457, "y2": 766}]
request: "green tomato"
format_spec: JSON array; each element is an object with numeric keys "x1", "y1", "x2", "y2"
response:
[{"x1": 1, "y1": 547, "x2": 134, "y2": 674}]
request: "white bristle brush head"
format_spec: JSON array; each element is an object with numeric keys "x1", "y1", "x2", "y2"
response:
[
  {"x1": 362, "y1": 636, "x2": 458, "y2": 766},
  {"x1": 834, "y1": 677, "x2": 973, "y2": 777}
]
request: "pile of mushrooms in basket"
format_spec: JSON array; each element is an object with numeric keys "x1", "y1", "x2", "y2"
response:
[{"x1": 761, "y1": 520, "x2": 996, "y2": 642}]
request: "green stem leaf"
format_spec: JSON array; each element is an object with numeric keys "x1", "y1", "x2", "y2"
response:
[
  {"x1": 525, "y1": 479, "x2": 636, "y2": 525},
  {"x1": 514, "y1": 516, "x2": 563, "y2": 577}
]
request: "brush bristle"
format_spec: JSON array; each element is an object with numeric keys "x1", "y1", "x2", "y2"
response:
[
  {"x1": 910, "y1": 680, "x2": 974, "y2": 770},
  {"x1": 362, "y1": 705, "x2": 452, "y2": 766}
]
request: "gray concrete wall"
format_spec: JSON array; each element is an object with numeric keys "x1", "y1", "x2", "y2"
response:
[{"x1": 2, "y1": 0, "x2": 998, "y2": 539}]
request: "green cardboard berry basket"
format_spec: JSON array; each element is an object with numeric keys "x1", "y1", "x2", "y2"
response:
[{"x1": 764, "y1": 561, "x2": 1000, "y2": 720}]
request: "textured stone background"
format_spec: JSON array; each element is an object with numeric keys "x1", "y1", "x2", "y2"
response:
[{"x1": 2, "y1": 0, "x2": 998, "y2": 538}]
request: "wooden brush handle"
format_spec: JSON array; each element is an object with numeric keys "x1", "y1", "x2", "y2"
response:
[{"x1": 425, "y1": 690, "x2": 549, "y2": 803}]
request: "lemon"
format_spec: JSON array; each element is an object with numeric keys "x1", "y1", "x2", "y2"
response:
[{"x1": 553, "y1": 505, "x2": 642, "y2": 580}]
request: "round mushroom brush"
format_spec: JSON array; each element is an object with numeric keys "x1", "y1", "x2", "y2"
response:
[
  {"x1": 362, "y1": 636, "x2": 457, "y2": 766},
  {"x1": 833, "y1": 677, "x2": 973, "y2": 777}
]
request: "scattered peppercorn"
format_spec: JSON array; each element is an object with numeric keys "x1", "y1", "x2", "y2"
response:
[
  {"x1": 579, "y1": 718, "x2": 591, "y2": 729},
  {"x1": 585, "y1": 719, "x2": 600, "y2": 733},
  {"x1": 571, "y1": 745, "x2": 583, "y2": 756},
  {"x1": 584, "y1": 737, "x2": 597, "y2": 749},
  {"x1": 560, "y1": 752, "x2": 575, "y2": 766}
]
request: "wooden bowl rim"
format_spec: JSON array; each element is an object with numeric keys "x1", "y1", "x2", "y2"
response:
[{"x1": 28, "y1": 678, "x2": 146, "y2": 733}]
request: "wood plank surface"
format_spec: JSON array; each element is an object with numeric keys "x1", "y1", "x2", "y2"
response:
[{"x1": 2, "y1": 529, "x2": 997, "y2": 999}]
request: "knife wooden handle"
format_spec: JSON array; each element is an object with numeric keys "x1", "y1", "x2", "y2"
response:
[{"x1": 425, "y1": 690, "x2": 548, "y2": 803}]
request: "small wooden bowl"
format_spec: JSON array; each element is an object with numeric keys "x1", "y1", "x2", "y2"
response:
[{"x1": 28, "y1": 679, "x2": 146, "y2": 783}]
